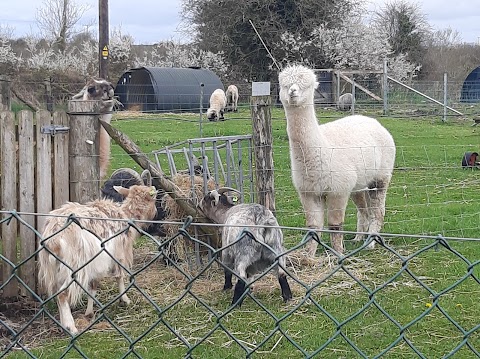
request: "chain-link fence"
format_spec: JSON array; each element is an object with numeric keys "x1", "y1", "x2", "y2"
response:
[{"x1": 1, "y1": 211, "x2": 479, "y2": 358}]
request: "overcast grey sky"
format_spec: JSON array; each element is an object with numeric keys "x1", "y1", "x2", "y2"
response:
[{"x1": 2, "y1": 0, "x2": 479, "y2": 45}]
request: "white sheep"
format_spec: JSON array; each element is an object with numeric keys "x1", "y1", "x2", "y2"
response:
[
  {"x1": 72, "y1": 78, "x2": 115, "y2": 180},
  {"x1": 206, "y1": 88, "x2": 227, "y2": 121},
  {"x1": 225, "y1": 85, "x2": 239, "y2": 112},
  {"x1": 278, "y1": 64, "x2": 396, "y2": 255},
  {"x1": 38, "y1": 174, "x2": 157, "y2": 334},
  {"x1": 337, "y1": 93, "x2": 355, "y2": 111},
  {"x1": 199, "y1": 188, "x2": 292, "y2": 306}
]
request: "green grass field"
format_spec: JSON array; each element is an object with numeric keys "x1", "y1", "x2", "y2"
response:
[{"x1": 7, "y1": 105, "x2": 480, "y2": 358}]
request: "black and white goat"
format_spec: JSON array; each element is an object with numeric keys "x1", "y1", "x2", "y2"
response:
[
  {"x1": 38, "y1": 171, "x2": 158, "y2": 334},
  {"x1": 199, "y1": 188, "x2": 292, "y2": 306},
  {"x1": 101, "y1": 168, "x2": 166, "y2": 237}
]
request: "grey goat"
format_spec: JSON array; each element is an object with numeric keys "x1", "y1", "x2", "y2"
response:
[{"x1": 199, "y1": 188, "x2": 292, "y2": 306}]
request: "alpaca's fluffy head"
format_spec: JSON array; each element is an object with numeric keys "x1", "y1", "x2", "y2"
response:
[
  {"x1": 278, "y1": 64, "x2": 318, "y2": 107},
  {"x1": 72, "y1": 78, "x2": 115, "y2": 108}
]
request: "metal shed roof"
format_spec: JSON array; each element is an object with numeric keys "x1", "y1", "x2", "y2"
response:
[
  {"x1": 115, "y1": 66, "x2": 224, "y2": 112},
  {"x1": 460, "y1": 66, "x2": 480, "y2": 103}
]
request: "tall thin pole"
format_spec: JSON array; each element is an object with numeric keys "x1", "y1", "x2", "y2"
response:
[
  {"x1": 443, "y1": 72, "x2": 448, "y2": 122},
  {"x1": 99, "y1": 0, "x2": 109, "y2": 79}
]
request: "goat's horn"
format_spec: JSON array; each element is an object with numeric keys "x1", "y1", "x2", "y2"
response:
[
  {"x1": 141, "y1": 169, "x2": 152, "y2": 186},
  {"x1": 209, "y1": 189, "x2": 221, "y2": 206},
  {"x1": 110, "y1": 168, "x2": 142, "y2": 183},
  {"x1": 217, "y1": 187, "x2": 241, "y2": 195}
]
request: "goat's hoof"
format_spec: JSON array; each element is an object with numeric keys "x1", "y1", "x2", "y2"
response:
[
  {"x1": 84, "y1": 310, "x2": 94, "y2": 318},
  {"x1": 223, "y1": 285, "x2": 233, "y2": 291}
]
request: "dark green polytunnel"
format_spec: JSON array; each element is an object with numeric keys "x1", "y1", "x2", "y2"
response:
[
  {"x1": 460, "y1": 66, "x2": 480, "y2": 103},
  {"x1": 114, "y1": 66, "x2": 224, "y2": 112}
]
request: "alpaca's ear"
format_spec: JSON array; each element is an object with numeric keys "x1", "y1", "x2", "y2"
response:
[{"x1": 314, "y1": 81, "x2": 319, "y2": 89}]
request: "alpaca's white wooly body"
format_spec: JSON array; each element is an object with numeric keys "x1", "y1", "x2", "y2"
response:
[{"x1": 278, "y1": 64, "x2": 396, "y2": 254}]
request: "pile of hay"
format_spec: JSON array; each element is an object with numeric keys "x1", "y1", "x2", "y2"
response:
[{"x1": 160, "y1": 174, "x2": 218, "y2": 262}]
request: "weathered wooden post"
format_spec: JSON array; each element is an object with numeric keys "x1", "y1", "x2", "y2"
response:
[
  {"x1": 44, "y1": 77, "x2": 53, "y2": 112},
  {"x1": 0, "y1": 75, "x2": 11, "y2": 111},
  {"x1": 68, "y1": 100, "x2": 101, "y2": 203},
  {"x1": 0, "y1": 111, "x2": 17, "y2": 298},
  {"x1": 250, "y1": 81, "x2": 276, "y2": 216}
]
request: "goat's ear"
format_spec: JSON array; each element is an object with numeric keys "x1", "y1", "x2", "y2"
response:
[
  {"x1": 72, "y1": 89, "x2": 85, "y2": 99},
  {"x1": 314, "y1": 81, "x2": 319, "y2": 89},
  {"x1": 87, "y1": 85, "x2": 96, "y2": 94},
  {"x1": 113, "y1": 185, "x2": 129, "y2": 198},
  {"x1": 149, "y1": 186, "x2": 157, "y2": 198}
]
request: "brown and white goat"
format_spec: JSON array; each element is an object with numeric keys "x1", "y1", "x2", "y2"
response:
[
  {"x1": 72, "y1": 78, "x2": 115, "y2": 180},
  {"x1": 199, "y1": 188, "x2": 292, "y2": 306},
  {"x1": 38, "y1": 172, "x2": 157, "y2": 334}
]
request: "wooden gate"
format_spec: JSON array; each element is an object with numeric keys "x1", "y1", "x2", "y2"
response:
[{"x1": 0, "y1": 110, "x2": 69, "y2": 298}]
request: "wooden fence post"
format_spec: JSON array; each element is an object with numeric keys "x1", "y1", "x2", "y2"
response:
[
  {"x1": 0, "y1": 76, "x2": 11, "y2": 111},
  {"x1": 68, "y1": 100, "x2": 101, "y2": 203},
  {"x1": 0, "y1": 111, "x2": 18, "y2": 297},
  {"x1": 250, "y1": 94, "x2": 276, "y2": 216}
]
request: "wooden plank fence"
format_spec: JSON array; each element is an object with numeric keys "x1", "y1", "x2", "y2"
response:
[{"x1": 0, "y1": 101, "x2": 101, "y2": 299}]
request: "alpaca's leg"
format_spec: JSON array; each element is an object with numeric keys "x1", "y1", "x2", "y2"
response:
[
  {"x1": 351, "y1": 191, "x2": 369, "y2": 242},
  {"x1": 57, "y1": 291, "x2": 78, "y2": 334},
  {"x1": 99, "y1": 127, "x2": 111, "y2": 180},
  {"x1": 326, "y1": 194, "x2": 349, "y2": 254},
  {"x1": 299, "y1": 192, "x2": 324, "y2": 256},
  {"x1": 366, "y1": 178, "x2": 390, "y2": 249}
]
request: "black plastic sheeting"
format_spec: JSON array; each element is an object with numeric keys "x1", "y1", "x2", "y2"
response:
[{"x1": 115, "y1": 67, "x2": 224, "y2": 112}]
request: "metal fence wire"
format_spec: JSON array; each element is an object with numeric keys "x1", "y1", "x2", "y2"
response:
[{"x1": 1, "y1": 211, "x2": 479, "y2": 358}]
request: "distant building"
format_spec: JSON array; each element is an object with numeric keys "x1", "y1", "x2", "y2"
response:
[
  {"x1": 460, "y1": 66, "x2": 480, "y2": 103},
  {"x1": 115, "y1": 67, "x2": 224, "y2": 112}
]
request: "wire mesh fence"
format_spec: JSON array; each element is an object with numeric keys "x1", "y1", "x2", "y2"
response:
[
  {"x1": 4, "y1": 76, "x2": 480, "y2": 119},
  {"x1": 1, "y1": 212, "x2": 479, "y2": 358}
]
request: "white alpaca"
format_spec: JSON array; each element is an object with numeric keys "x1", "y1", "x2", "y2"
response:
[
  {"x1": 72, "y1": 79, "x2": 115, "y2": 180},
  {"x1": 278, "y1": 64, "x2": 396, "y2": 254}
]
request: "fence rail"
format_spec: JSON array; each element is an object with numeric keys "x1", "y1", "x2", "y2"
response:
[{"x1": 1, "y1": 213, "x2": 479, "y2": 358}]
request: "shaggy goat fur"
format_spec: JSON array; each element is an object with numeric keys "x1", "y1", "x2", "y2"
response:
[
  {"x1": 225, "y1": 85, "x2": 239, "y2": 112},
  {"x1": 278, "y1": 64, "x2": 396, "y2": 255},
  {"x1": 72, "y1": 78, "x2": 115, "y2": 180},
  {"x1": 38, "y1": 184, "x2": 157, "y2": 334},
  {"x1": 206, "y1": 89, "x2": 227, "y2": 121},
  {"x1": 101, "y1": 168, "x2": 166, "y2": 237},
  {"x1": 199, "y1": 189, "x2": 292, "y2": 305}
]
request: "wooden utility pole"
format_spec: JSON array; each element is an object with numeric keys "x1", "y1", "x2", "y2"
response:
[{"x1": 99, "y1": 0, "x2": 109, "y2": 79}]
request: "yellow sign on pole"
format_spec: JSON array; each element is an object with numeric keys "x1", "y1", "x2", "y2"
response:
[{"x1": 102, "y1": 45, "x2": 109, "y2": 58}]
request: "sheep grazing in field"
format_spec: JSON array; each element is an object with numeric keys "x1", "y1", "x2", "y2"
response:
[
  {"x1": 72, "y1": 78, "x2": 115, "y2": 180},
  {"x1": 101, "y1": 168, "x2": 166, "y2": 237},
  {"x1": 206, "y1": 89, "x2": 227, "y2": 121},
  {"x1": 38, "y1": 174, "x2": 157, "y2": 335},
  {"x1": 337, "y1": 93, "x2": 355, "y2": 111},
  {"x1": 199, "y1": 188, "x2": 292, "y2": 306},
  {"x1": 225, "y1": 85, "x2": 239, "y2": 112},
  {"x1": 278, "y1": 64, "x2": 396, "y2": 255}
]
